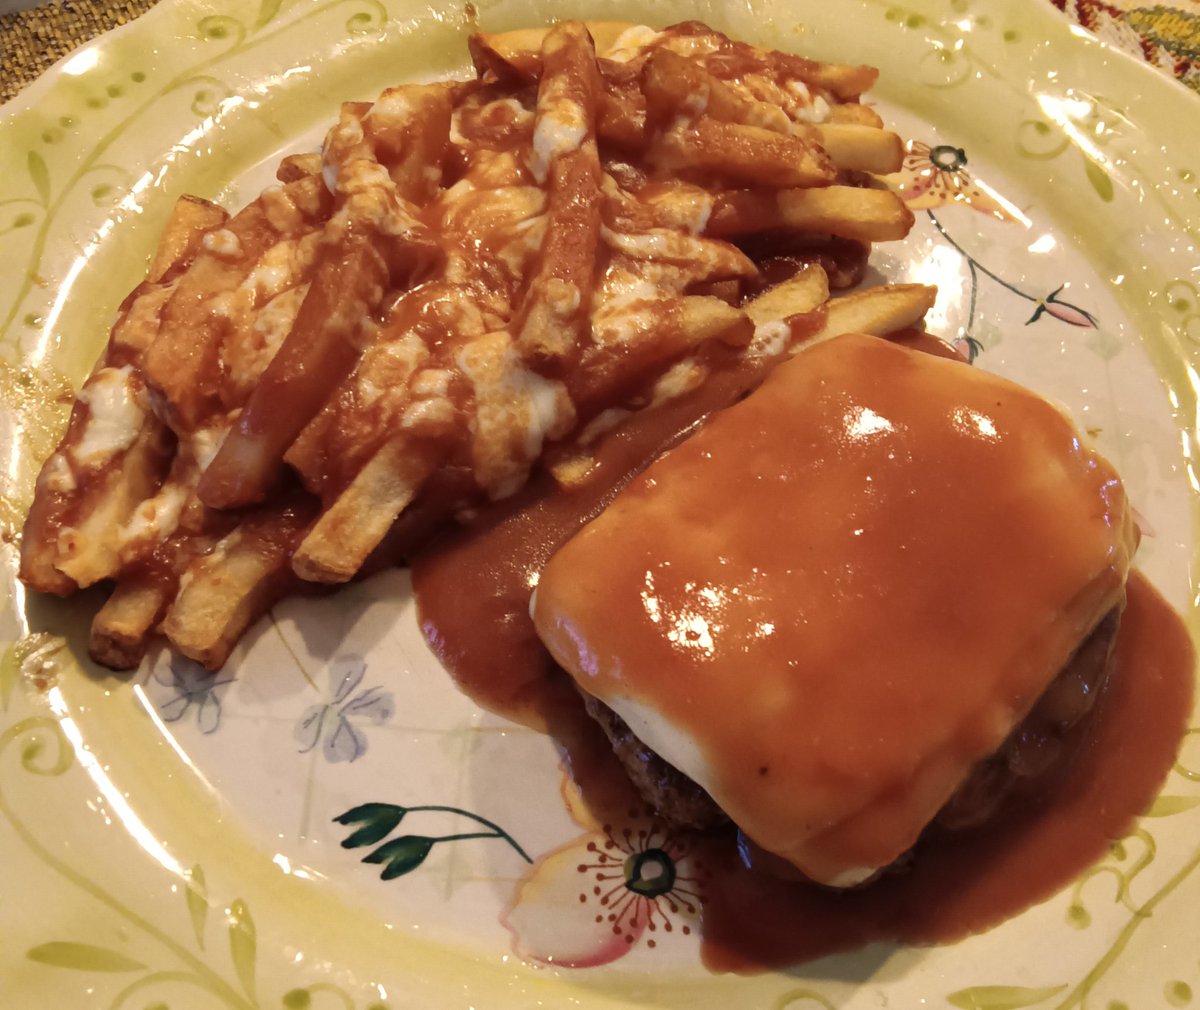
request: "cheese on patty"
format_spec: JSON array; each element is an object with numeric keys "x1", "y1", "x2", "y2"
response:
[{"x1": 532, "y1": 333, "x2": 1135, "y2": 886}]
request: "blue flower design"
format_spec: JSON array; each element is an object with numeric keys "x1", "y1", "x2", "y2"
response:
[
  {"x1": 154, "y1": 657, "x2": 233, "y2": 734},
  {"x1": 295, "y1": 654, "x2": 394, "y2": 763}
]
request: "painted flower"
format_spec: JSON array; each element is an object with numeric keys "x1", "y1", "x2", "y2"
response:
[
  {"x1": 887, "y1": 141, "x2": 1021, "y2": 222},
  {"x1": 952, "y1": 335, "x2": 982, "y2": 364},
  {"x1": 501, "y1": 815, "x2": 703, "y2": 967},
  {"x1": 1026, "y1": 284, "x2": 1097, "y2": 328},
  {"x1": 295, "y1": 654, "x2": 394, "y2": 763},
  {"x1": 154, "y1": 656, "x2": 233, "y2": 734}
]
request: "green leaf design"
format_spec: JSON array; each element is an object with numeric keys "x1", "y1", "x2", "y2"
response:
[
  {"x1": 947, "y1": 985, "x2": 1068, "y2": 1010},
  {"x1": 184, "y1": 864, "x2": 208, "y2": 949},
  {"x1": 254, "y1": 0, "x2": 282, "y2": 29},
  {"x1": 0, "y1": 642, "x2": 18, "y2": 711},
  {"x1": 27, "y1": 150, "x2": 51, "y2": 206},
  {"x1": 1082, "y1": 155, "x2": 1114, "y2": 202},
  {"x1": 1146, "y1": 795, "x2": 1200, "y2": 817},
  {"x1": 335, "y1": 802, "x2": 407, "y2": 848},
  {"x1": 227, "y1": 898, "x2": 257, "y2": 1001},
  {"x1": 363, "y1": 835, "x2": 436, "y2": 880},
  {"x1": 27, "y1": 942, "x2": 146, "y2": 973}
]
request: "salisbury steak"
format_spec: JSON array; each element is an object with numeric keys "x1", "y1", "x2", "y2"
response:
[{"x1": 533, "y1": 336, "x2": 1136, "y2": 887}]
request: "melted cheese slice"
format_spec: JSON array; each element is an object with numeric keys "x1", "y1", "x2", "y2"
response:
[{"x1": 532, "y1": 333, "x2": 1135, "y2": 885}]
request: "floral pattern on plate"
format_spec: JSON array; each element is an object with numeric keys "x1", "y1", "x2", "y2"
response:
[{"x1": 2, "y1": 0, "x2": 1200, "y2": 1007}]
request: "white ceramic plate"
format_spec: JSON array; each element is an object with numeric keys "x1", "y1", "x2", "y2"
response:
[{"x1": 3, "y1": 1, "x2": 1200, "y2": 1007}]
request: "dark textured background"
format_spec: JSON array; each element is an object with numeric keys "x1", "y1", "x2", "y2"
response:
[
  {"x1": 1, "y1": 0, "x2": 1196, "y2": 106},
  {"x1": 1, "y1": 0, "x2": 161, "y2": 104}
]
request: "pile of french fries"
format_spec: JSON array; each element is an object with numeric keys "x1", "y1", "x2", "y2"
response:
[{"x1": 20, "y1": 20, "x2": 936, "y2": 671}]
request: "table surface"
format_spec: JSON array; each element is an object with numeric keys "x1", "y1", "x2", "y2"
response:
[{"x1": 2, "y1": 0, "x2": 1199, "y2": 107}]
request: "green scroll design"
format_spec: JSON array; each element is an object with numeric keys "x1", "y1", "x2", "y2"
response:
[{"x1": 0, "y1": 716, "x2": 384, "y2": 1008}]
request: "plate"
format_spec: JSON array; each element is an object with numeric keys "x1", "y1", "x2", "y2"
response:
[{"x1": 3, "y1": 0, "x2": 1200, "y2": 1007}]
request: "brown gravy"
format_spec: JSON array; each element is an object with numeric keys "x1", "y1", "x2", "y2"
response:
[{"x1": 411, "y1": 360, "x2": 1195, "y2": 971}]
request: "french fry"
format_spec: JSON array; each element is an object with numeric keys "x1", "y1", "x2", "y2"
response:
[
  {"x1": 148, "y1": 196, "x2": 229, "y2": 284},
  {"x1": 365, "y1": 84, "x2": 455, "y2": 202},
  {"x1": 291, "y1": 437, "x2": 444, "y2": 584},
  {"x1": 18, "y1": 481, "x2": 80, "y2": 597},
  {"x1": 20, "y1": 371, "x2": 174, "y2": 594},
  {"x1": 284, "y1": 327, "x2": 434, "y2": 502},
  {"x1": 575, "y1": 296, "x2": 751, "y2": 408},
  {"x1": 105, "y1": 196, "x2": 231, "y2": 367},
  {"x1": 811, "y1": 283, "x2": 939, "y2": 343},
  {"x1": 514, "y1": 21, "x2": 603, "y2": 365},
  {"x1": 197, "y1": 232, "x2": 390, "y2": 509},
  {"x1": 827, "y1": 103, "x2": 884, "y2": 128},
  {"x1": 597, "y1": 88, "x2": 645, "y2": 149},
  {"x1": 744, "y1": 264, "x2": 831, "y2": 326},
  {"x1": 142, "y1": 175, "x2": 333, "y2": 431},
  {"x1": 162, "y1": 500, "x2": 314, "y2": 670},
  {"x1": 108, "y1": 285, "x2": 184, "y2": 367},
  {"x1": 604, "y1": 224, "x2": 758, "y2": 279},
  {"x1": 815, "y1": 124, "x2": 905, "y2": 175},
  {"x1": 643, "y1": 48, "x2": 790, "y2": 134},
  {"x1": 469, "y1": 21, "x2": 635, "y2": 80},
  {"x1": 781, "y1": 186, "x2": 913, "y2": 241},
  {"x1": 680, "y1": 296, "x2": 753, "y2": 347},
  {"x1": 773, "y1": 50, "x2": 878, "y2": 101},
  {"x1": 276, "y1": 152, "x2": 323, "y2": 183},
  {"x1": 708, "y1": 186, "x2": 914, "y2": 243},
  {"x1": 655, "y1": 118, "x2": 836, "y2": 189},
  {"x1": 660, "y1": 22, "x2": 877, "y2": 100},
  {"x1": 52, "y1": 420, "x2": 174, "y2": 588},
  {"x1": 90, "y1": 579, "x2": 168, "y2": 670}
]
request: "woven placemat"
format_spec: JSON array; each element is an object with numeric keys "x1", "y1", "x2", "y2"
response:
[{"x1": 0, "y1": 0, "x2": 162, "y2": 105}]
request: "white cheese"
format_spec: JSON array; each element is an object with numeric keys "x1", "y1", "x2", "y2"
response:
[
  {"x1": 202, "y1": 228, "x2": 242, "y2": 259},
  {"x1": 745, "y1": 319, "x2": 792, "y2": 360},
  {"x1": 72, "y1": 367, "x2": 144, "y2": 470},
  {"x1": 410, "y1": 368, "x2": 453, "y2": 398},
  {"x1": 602, "y1": 225, "x2": 724, "y2": 265},
  {"x1": 240, "y1": 231, "x2": 320, "y2": 304},
  {"x1": 225, "y1": 284, "x2": 308, "y2": 396},
  {"x1": 262, "y1": 185, "x2": 305, "y2": 233},
  {"x1": 456, "y1": 333, "x2": 574, "y2": 498},
  {"x1": 400, "y1": 397, "x2": 455, "y2": 432},
  {"x1": 643, "y1": 187, "x2": 714, "y2": 235},
  {"x1": 605, "y1": 24, "x2": 660, "y2": 62},
  {"x1": 42, "y1": 452, "x2": 77, "y2": 494},
  {"x1": 602, "y1": 687, "x2": 884, "y2": 889},
  {"x1": 590, "y1": 267, "x2": 666, "y2": 348},
  {"x1": 119, "y1": 481, "x2": 189, "y2": 549},
  {"x1": 368, "y1": 88, "x2": 416, "y2": 126},
  {"x1": 793, "y1": 94, "x2": 832, "y2": 124},
  {"x1": 661, "y1": 33, "x2": 721, "y2": 58},
  {"x1": 576, "y1": 407, "x2": 632, "y2": 446},
  {"x1": 787, "y1": 80, "x2": 812, "y2": 104},
  {"x1": 449, "y1": 106, "x2": 469, "y2": 147},
  {"x1": 190, "y1": 425, "x2": 228, "y2": 472},
  {"x1": 519, "y1": 367, "x2": 568, "y2": 462},
  {"x1": 529, "y1": 100, "x2": 587, "y2": 184},
  {"x1": 488, "y1": 97, "x2": 534, "y2": 128},
  {"x1": 321, "y1": 161, "x2": 339, "y2": 197},
  {"x1": 544, "y1": 278, "x2": 581, "y2": 316},
  {"x1": 649, "y1": 358, "x2": 708, "y2": 406}
]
